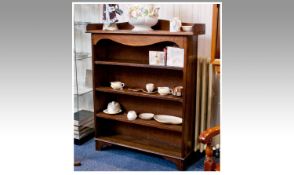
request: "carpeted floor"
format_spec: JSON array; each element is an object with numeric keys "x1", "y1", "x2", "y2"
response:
[{"x1": 74, "y1": 139, "x2": 205, "y2": 171}]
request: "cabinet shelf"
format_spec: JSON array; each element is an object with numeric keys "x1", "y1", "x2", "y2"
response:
[
  {"x1": 95, "y1": 60, "x2": 183, "y2": 71},
  {"x1": 74, "y1": 86, "x2": 92, "y2": 95},
  {"x1": 75, "y1": 52, "x2": 91, "y2": 60},
  {"x1": 95, "y1": 87, "x2": 183, "y2": 103},
  {"x1": 95, "y1": 135, "x2": 182, "y2": 159},
  {"x1": 96, "y1": 112, "x2": 182, "y2": 132}
]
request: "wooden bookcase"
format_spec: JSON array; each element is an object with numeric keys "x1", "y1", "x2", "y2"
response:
[{"x1": 86, "y1": 20, "x2": 205, "y2": 170}]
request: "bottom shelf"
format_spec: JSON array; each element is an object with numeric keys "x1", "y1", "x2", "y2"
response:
[{"x1": 96, "y1": 134, "x2": 182, "y2": 159}]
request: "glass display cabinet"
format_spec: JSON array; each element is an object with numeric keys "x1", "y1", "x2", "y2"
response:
[{"x1": 73, "y1": 20, "x2": 94, "y2": 145}]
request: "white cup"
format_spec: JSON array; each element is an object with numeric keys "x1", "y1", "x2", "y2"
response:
[
  {"x1": 146, "y1": 83, "x2": 155, "y2": 92},
  {"x1": 111, "y1": 81, "x2": 125, "y2": 90},
  {"x1": 157, "y1": 87, "x2": 171, "y2": 95},
  {"x1": 127, "y1": 110, "x2": 137, "y2": 120}
]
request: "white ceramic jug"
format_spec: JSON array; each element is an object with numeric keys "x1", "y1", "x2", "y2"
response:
[{"x1": 170, "y1": 17, "x2": 182, "y2": 32}]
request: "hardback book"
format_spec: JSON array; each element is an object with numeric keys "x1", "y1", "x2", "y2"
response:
[
  {"x1": 74, "y1": 127, "x2": 93, "y2": 136},
  {"x1": 74, "y1": 110, "x2": 93, "y2": 126},
  {"x1": 74, "y1": 116, "x2": 92, "y2": 126},
  {"x1": 74, "y1": 118, "x2": 93, "y2": 127},
  {"x1": 149, "y1": 51, "x2": 165, "y2": 66},
  {"x1": 74, "y1": 126, "x2": 93, "y2": 135},
  {"x1": 74, "y1": 128, "x2": 94, "y2": 139},
  {"x1": 166, "y1": 47, "x2": 184, "y2": 67},
  {"x1": 74, "y1": 120, "x2": 94, "y2": 131}
]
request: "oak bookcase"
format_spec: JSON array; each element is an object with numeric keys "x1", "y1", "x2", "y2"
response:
[{"x1": 86, "y1": 20, "x2": 205, "y2": 170}]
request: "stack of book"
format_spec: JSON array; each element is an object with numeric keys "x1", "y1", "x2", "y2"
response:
[{"x1": 74, "y1": 110, "x2": 94, "y2": 145}]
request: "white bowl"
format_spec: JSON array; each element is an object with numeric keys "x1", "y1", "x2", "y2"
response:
[
  {"x1": 181, "y1": 26, "x2": 193, "y2": 32},
  {"x1": 139, "y1": 113, "x2": 154, "y2": 120},
  {"x1": 129, "y1": 16, "x2": 158, "y2": 31},
  {"x1": 128, "y1": 4, "x2": 159, "y2": 31}
]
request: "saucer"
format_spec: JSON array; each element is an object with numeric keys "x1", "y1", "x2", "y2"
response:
[
  {"x1": 158, "y1": 92, "x2": 170, "y2": 96},
  {"x1": 103, "y1": 109, "x2": 122, "y2": 115},
  {"x1": 142, "y1": 89, "x2": 157, "y2": 94},
  {"x1": 128, "y1": 88, "x2": 143, "y2": 92}
]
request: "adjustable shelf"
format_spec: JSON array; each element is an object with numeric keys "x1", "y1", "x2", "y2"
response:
[
  {"x1": 74, "y1": 87, "x2": 92, "y2": 95},
  {"x1": 95, "y1": 87, "x2": 183, "y2": 103},
  {"x1": 96, "y1": 112, "x2": 182, "y2": 132},
  {"x1": 95, "y1": 60, "x2": 182, "y2": 71},
  {"x1": 75, "y1": 52, "x2": 91, "y2": 60}
]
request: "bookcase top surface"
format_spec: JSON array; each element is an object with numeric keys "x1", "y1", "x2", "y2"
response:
[
  {"x1": 86, "y1": 20, "x2": 205, "y2": 36},
  {"x1": 87, "y1": 29, "x2": 196, "y2": 36}
]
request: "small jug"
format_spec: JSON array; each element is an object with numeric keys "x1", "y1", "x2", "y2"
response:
[
  {"x1": 171, "y1": 86, "x2": 183, "y2": 97},
  {"x1": 127, "y1": 110, "x2": 137, "y2": 121}
]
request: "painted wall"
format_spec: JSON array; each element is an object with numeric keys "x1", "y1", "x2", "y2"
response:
[{"x1": 74, "y1": 4, "x2": 213, "y2": 58}]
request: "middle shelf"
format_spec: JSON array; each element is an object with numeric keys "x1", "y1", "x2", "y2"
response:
[
  {"x1": 95, "y1": 86, "x2": 183, "y2": 103},
  {"x1": 95, "y1": 60, "x2": 183, "y2": 71},
  {"x1": 96, "y1": 112, "x2": 182, "y2": 132}
]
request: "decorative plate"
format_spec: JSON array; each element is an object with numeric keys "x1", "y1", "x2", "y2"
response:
[
  {"x1": 154, "y1": 115, "x2": 182, "y2": 124},
  {"x1": 103, "y1": 109, "x2": 122, "y2": 115},
  {"x1": 138, "y1": 113, "x2": 155, "y2": 120}
]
